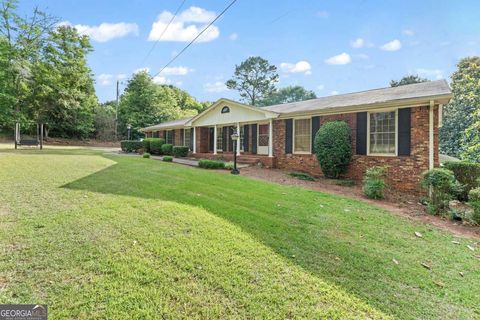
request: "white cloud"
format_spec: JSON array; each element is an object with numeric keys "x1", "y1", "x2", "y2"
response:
[
  {"x1": 280, "y1": 60, "x2": 312, "y2": 75},
  {"x1": 402, "y1": 29, "x2": 415, "y2": 36},
  {"x1": 317, "y1": 11, "x2": 329, "y2": 18},
  {"x1": 330, "y1": 91, "x2": 339, "y2": 95},
  {"x1": 97, "y1": 74, "x2": 113, "y2": 85},
  {"x1": 317, "y1": 84, "x2": 324, "y2": 91},
  {"x1": 148, "y1": 6, "x2": 219, "y2": 42},
  {"x1": 159, "y1": 66, "x2": 193, "y2": 76},
  {"x1": 324, "y1": 52, "x2": 351, "y2": 65},
  {"x1": 354, "y1": 53, "x2": 369, "y2": 60},
  {"x1": 351, "y1": 38, "x2": 364, "y2": 48},
  {"x1": 152, "y1": 76, "x2": 182, "y2": 86},
  {"x1": 415, "y1": 68, "x2": 444, "y2": 80},
  {"x1": 204, "y1": 81, "x2": 228, "y2": 93},
  {"x1": 229, "y1": 33, "x2": 238, "y2": 40},
  {"x1": 380, "y1": 39, "x2": 402, "y2": 51},
  {"x1": 61, "y1": 21, "x2": 139, "y2": 42}
]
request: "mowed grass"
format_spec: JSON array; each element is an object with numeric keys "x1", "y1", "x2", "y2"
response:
[{"x1": 0, "y1": 147, "x2": 479, "y2": 319}]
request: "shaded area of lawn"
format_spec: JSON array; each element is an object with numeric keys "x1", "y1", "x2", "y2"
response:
[{"x1": 61, "y1": 152, "x2": 480, "y2": 319}]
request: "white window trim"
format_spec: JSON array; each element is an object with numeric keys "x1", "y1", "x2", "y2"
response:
[
  {"x1": 366, "y1": 109, "x2": 398, "y2": 157},
  {"x1": 293, "y1": 117, "x2": 312, "y2": 154}
]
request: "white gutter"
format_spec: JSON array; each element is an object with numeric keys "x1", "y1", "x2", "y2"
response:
[{"x1": 429, "y1": 100, "x2": 435, "y2": 170}]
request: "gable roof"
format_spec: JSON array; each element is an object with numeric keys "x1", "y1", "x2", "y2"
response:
[
  {"x1": 141, "y1": 117, "x2": 193, "y2": 131},
  {"x1": 263, "y1": 80, "x2": 452, "y2": 115}
]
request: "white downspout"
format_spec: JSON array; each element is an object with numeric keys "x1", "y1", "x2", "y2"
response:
[
  {"x1": 429, "y1": 100, "x2": 434, "y2": 170},
  {"x1": 268, "y1": 118, "x2": 273, "y2": 157},
  {"x1": 213, "y1": 125, "x2": 217, "y2": 155},
  {"x1": 193, "y1": 126, "x2": 197, "y2": 154}
]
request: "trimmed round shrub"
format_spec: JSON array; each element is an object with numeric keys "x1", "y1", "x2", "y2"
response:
[
  {"x1": 198, "y1": 159, "x2": 225, "y2": 169},
  {"x1": 362, "y1": 166, "x2": 387, "y2": 199},
  {"x1": 161, "y1": 143, "x2": 173, "y2": 156},
  {"x1": 143, "y1": 152, "x2": 151, "y2": 158},
  {"x1": 142, "y1": 138, "x2": 152, "y2": 153},
  {"x1": 162, "y1": 156, "x2": 173, "y2": 162},
  {"x1": 173, "y1": 146, "x2": 189, "y2": 158},
  {"x1": 120, "y1": 140, "x2": 143, "y2": 153},
  {"x1": 150, "y1": 138, "x2": 165, "y2": 155},
  {"x1": 469, "y1": 187, "x2": 480, "y2": 224},
  {"x1": 314, "y1": 121, "x2": 352, "y2": 178},
  {"x1": 443, "y1": 161, "x2": 480, "y2": 201},
  {"x1": 421, "y1": 168, "x2": 458, "y2": 215}
]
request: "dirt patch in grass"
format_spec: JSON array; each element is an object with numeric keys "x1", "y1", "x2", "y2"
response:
[{"x1": 240, "y1": 166, "x2": 480, "y2": 239}]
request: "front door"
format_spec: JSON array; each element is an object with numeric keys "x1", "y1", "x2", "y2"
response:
[{"x1": 257, "y1": 124, "x2": 269, "y2": 155}]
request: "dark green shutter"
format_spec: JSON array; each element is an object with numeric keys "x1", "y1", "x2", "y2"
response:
[
  {"x1": 171, "y1": 130, "x2": 175, "y2": 145},
  {"x1": 398, "y1": 108, "x2": 411, "y2": 156},
  {"x1": 285, "y1": 119, "x2": 293, "y2": 154},
  {"x1": 163, "y1": 131, "x2": 166, "y2": 139},
  {"x1": 251, "y1": 124, "x2": 257, "y2": 154},
  {"x1": 180, "y1": 129, "x2": 185, "y2": 146},
  {"x1": 222, "y1": 127, "x2": 227, "y2": 151},
  {"x1": 311, "y1": 116, "x2": 320, "y2": 153},
  {"x1": 356, "y1": 112, "x2": 367, "y2": 155},
  {"x1": 243, "y1": 124, "x2": 249, "y2": 152}
]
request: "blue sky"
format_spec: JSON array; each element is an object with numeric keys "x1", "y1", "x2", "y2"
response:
[{"x1": 20, "y1": 0, "x2": 480, "y2": 103}]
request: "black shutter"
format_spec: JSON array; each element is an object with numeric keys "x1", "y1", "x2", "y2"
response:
[
  {"x1": 209, "y1": 127, "x2": 214, "y2": 152},
  {"x1": 229, "y1": 126, "x2": 234, "y2": 152},
  {"x1": 180, "y1": 129, "x2": 185, "y2": 146},
  {"x1": 285, "y1": 119, "x2": 293, "y2": 154},
  {"x1": 189, "y1": 129, "x2": 194, "y2": 150},
  {"x1": 163, "y1": 131, "x2": 166, "y2": 140},
  {"x1": 222, "y1": 127, "x2": 227, "y2": 151},
  {"x1": 171, "y1": 130, "x2": 175, "y2": 145},
  {"x1": 251, "y1": 124, "x2": 257, "y2": 154},
  {"x1": 311, "y1": 116, "x2": 320, "y2": 153},
  {"x1": 243, "y1": 125, "x2": 249, "y2": 152},
  {"x1": 398, "y1": 108, "x2": 411, "y2": 156},
  {"x1": 356, "y1": 112, "x2": 367, "y2": 155}
]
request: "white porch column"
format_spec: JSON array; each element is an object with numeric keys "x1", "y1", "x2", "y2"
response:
[
  {"x1": 193, "y1": 126, "x2": 197, "y2": 154},
  {"x1": 236, "y1": 122, "x2": 241, "y2": 156},
  {"x1": 268, "y1": 118, "x2": 273, "y2": 157},
  {"x1": 213, "y1": 125, "x2": 218, "y2": 155}
]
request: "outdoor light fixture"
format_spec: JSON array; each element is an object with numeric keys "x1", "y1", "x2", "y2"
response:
[
  {"x1": 230, "y1": 131, "x2": 240, "y2": 175},
  {"x1": 127, "y1": 124, "x2": 132, "y2": 140}
]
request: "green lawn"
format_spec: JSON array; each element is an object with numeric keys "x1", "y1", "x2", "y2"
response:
[{"x1": 0, "y1": 147, "x2": 478, "y2": 319}]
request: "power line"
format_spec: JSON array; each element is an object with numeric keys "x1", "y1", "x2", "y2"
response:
[
  {"x1": 152, "y1": 0, "x2": 237, "y2": 79},
  {"x1": 141, "y1": 0, "x2": 187, "y2": 64}
]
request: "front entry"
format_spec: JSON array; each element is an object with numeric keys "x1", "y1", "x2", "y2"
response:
[{"x1": 257, "y1": 124, "x2": 269, "y2": 155}]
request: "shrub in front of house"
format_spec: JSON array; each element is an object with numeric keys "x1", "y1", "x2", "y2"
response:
[
  {"x1": 149, "y1": 138, "x2": 165, "y2": 155},
  {"x1": 421, "y1": 168, "x2": 458, "y2": 215},
  {"x1": 120, "y1": 140, "x2": 143, "y2": 153},
  {"x1": 198, "y1": 159, "x2": 225, "y2": 169},
  {"x1": 143, "y1": 152, "x2": 151, "y2": 158},
  {"x1": 468, "y1": 187, "x2": 480, "y2": 224},
  {"x1": 161, "y1": 143, "x2": 173, "y2": 156},
  {"x1": 142, "y1": 138, "x2": 152, "y2": 153},
  {"x1": 172, "y1": 146, "x2": 189, "y2": 158},
  {"x1": 224, "y1": 161, "x2": 235, "y2": 170},
  {"x1": 362, "y1": 166, "x2": 387, "y2": 199},
  {"x1": 442, "y1": 161, "x2": 480, "y2": 201},
  {"x1": 162, "y1": 156, "x2": 173, "y2": 162},
  {"x1": 314, "y1": 121, "x2": 352, "y2": 179},
  {"x1": 289, "y1": 172, "x2": 315, "y2": 181}
]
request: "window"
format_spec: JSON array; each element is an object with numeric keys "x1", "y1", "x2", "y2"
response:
[
  {"x1": 217, "y1": 127, "x2": 223, "y2": 151},
  {"x1": 221, "y1": 106, "x2": 230, "y2": 114},
  {"x1": 184, "y1": 128, "x2": 191, "y2": 149},
  {"x1": 368, "y1": 111, "x2": 396, "y2": 155},
  {"x1": 166, "y1": 130, "x2": 173, "y2": 145},
  {"x1": 294, "y1": 118, "x2": 311, "y2": 153}
]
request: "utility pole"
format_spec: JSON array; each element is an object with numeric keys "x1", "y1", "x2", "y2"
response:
[{"x1": 115, "y1": 80, "x2": 119, "y2": 140}]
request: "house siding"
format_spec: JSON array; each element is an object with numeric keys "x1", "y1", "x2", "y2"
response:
[{"x1": 273, "y1": 105, "x2": 440, "y2": 193}]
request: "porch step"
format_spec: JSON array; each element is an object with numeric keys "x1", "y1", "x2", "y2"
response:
[{"x1": 237, "y1": 157, "x2": 261, "y2": 165}]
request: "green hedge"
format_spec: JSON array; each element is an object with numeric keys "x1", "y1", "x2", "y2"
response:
[
  {"x1": 443, "y1": 161, "x2": 480, "y2": 201},
  {"x1": 150, "y1": 138, "x2": 165, "y2": 155},
  {"x1": 143, "y1": 153, "x2": 151, "y2": 158},
  {"x1": 421, "y1": 168, "x2": 457, "y2": 215},
  {"x1": 469, "y1": 187, "x2": 480, "y2": 224},
  {"x1": 173, "y1": 146, "x2": 189, "y2": 158},
  {"x1": 198, "y1": 159, "x2": 225, "y2": 169},
  {"x1": 314, "y1": 121, "x2": 352, "y2": 179},
  {"x1": 162, "y1": 156, "x2": 173, "y2": 162},
  {"x1": 120, "y1": 140, "x2": 143, "y2": 153},
  {"x1": 161, "y1": 144, "x2": 173, "y2": 156},
  {"x1": 142, "y1": 138, "x2": 152, "y2": 153}
]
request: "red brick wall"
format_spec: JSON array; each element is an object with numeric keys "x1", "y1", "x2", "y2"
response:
[
  {"x1": 174, "y1": 129, "x2": 182, "y2": 146},
  {"x1": 273, "y1": 105, "x2": 440, "y2": 193},
  {"x1": 195, "y1": 127, "x2": 210, "y2": 153}
]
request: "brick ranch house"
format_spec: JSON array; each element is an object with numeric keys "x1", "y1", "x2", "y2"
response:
[{"x1": 141, "y1": 80, "x2": 452, "y2": 192}]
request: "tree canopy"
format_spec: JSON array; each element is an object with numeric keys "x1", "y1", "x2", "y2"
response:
[
  {"x1": 390, "y1": 75, "x2": 429, "y2": 87},
  {"x1": 258, "y1": 86, "x2": 316, "y2": 107},
  {"x1": 226, "y1": 56, "x2": 279, "y2": 106}
]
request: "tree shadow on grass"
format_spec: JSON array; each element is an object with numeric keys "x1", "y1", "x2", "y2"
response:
[{"x1": 61, "y1": 153, "x2": 476, "y2": 319}]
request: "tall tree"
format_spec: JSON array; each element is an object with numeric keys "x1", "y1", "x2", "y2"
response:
[
  {"x1": 226, "y1": 56, "x2": 278, "y2": 106},
  {"x1": 94, "y1": 101, "x2": 116, "y2": 141},
  {"x1": 440, "y1": 57, "x2": 480, "y2": 158},
  {"x1": 32, "y1": 25, "x2": 97, "y2": 138},
  {"x1": 258, "y1": 86, "x2": 316, "y2": 106},
  {"x1": 390, "y1": 75, "x2": 429, "y2": 87}
]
